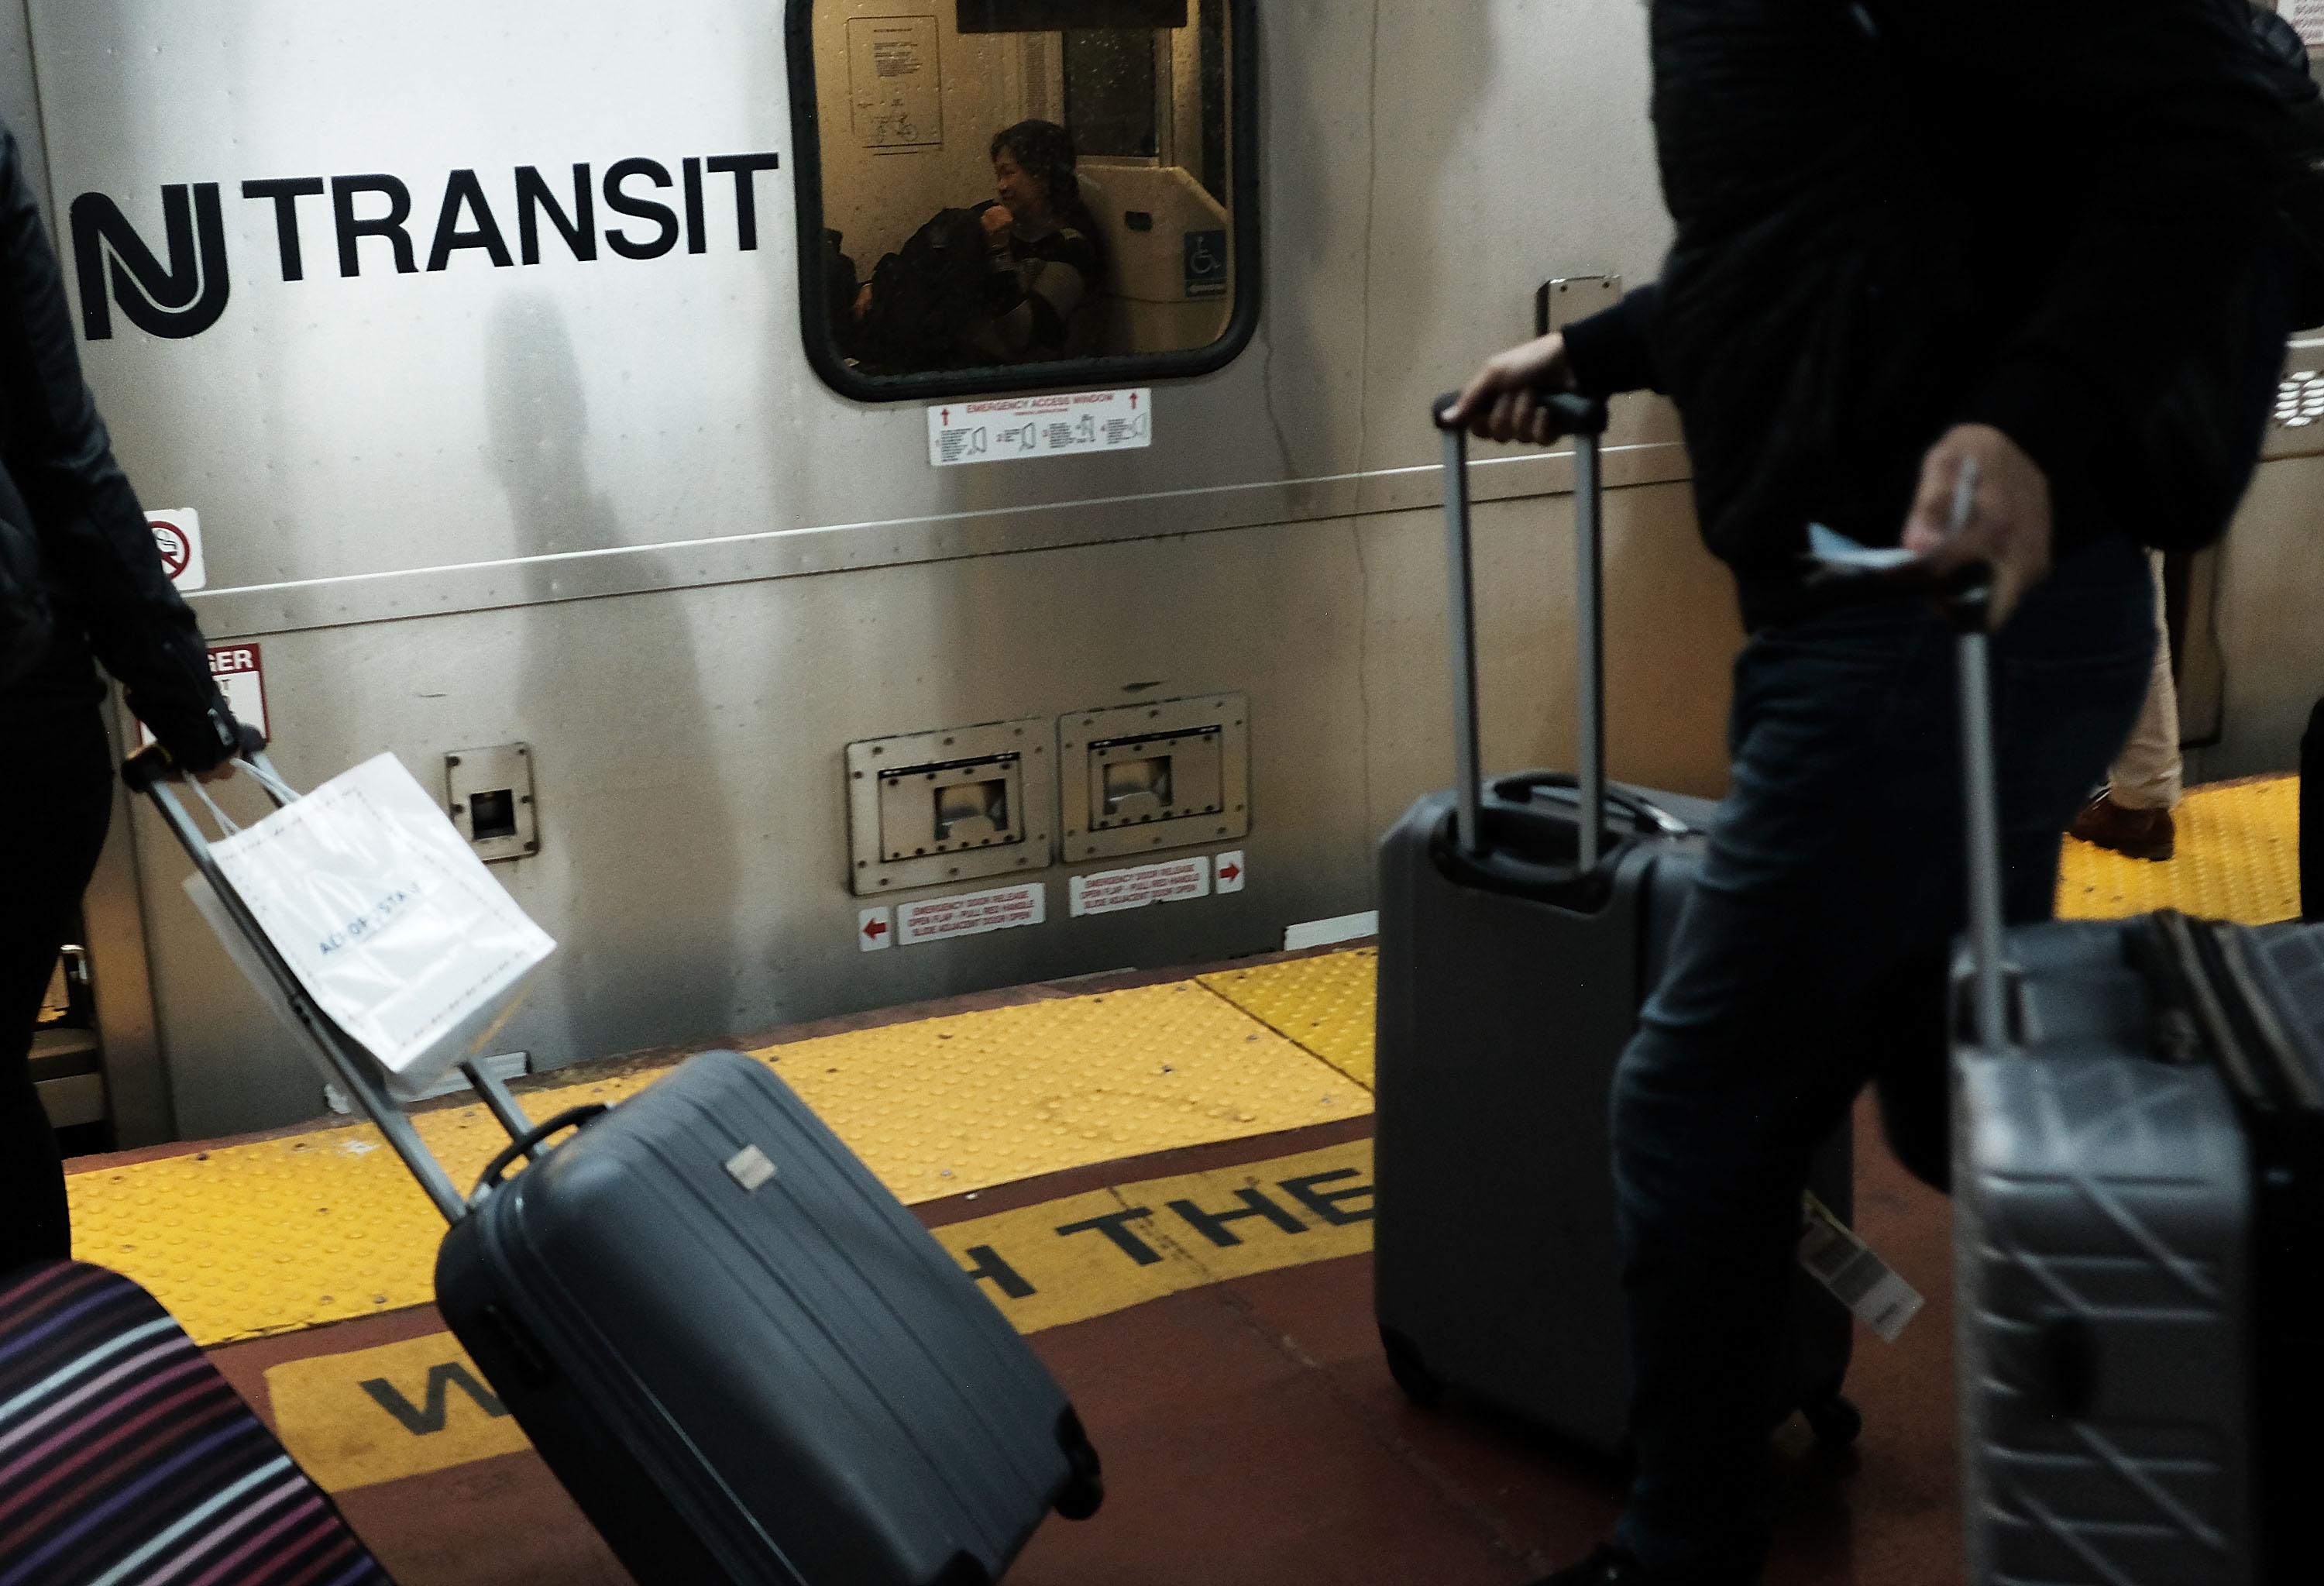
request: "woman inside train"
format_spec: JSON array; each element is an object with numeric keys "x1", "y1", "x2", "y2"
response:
[{"x1": 846, "y1": 119, "x2": 1107, "y2": 371}]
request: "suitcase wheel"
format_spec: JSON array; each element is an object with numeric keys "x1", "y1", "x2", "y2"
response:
[
  {"x1": 1379, "y1": 1326, "x2": 1446, "y2": 1409},
  {"x1": 1801, "y1": 1392, "x2": 1862, "y2": 1447},
  {"x1": 1054, "y1": 1407, "x2": 1105, "y2": 1521}
]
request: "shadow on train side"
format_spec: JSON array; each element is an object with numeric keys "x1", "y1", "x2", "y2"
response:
[{"x1": 486, "y1": 293, "x2": 748, "y2": 1061}]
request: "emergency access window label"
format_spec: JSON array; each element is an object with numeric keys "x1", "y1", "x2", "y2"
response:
[
  {"x1": 1068, "y1": 855, "x2": 1211, "y2": 917},
  {"x1": 899, "y1": 882, "x2": 1047, "y2": 944},
  {"x1": 927, "y1": 389, "x2": 1151, "y2": 467}
]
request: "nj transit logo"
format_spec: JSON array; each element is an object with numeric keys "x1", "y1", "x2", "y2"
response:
[{"x1": 68, "y1": 153, "x2": 782, "y2": 342}]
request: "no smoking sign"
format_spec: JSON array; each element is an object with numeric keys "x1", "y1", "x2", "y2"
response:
[{"x1": 149, "y1": 508, "x2": 205, "y2": 591}]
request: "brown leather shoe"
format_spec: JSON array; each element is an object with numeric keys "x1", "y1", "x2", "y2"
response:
[{"x1": 2068, "y1": 792, "x2": 2176, "y2": 862}]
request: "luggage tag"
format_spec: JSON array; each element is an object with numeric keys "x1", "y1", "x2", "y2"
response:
[{"x1": 1798, "y1": 1192, "x2": 1924, "y2": 1343}]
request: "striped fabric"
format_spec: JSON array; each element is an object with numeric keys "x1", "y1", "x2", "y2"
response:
[{"x1": 0, "y1": 1261, "x2": 392, "y2": 1586}]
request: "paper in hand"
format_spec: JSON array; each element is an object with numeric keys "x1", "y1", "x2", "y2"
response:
[{"x1": 1803, "y1": 521, "x2": 1918, "y2": 578}]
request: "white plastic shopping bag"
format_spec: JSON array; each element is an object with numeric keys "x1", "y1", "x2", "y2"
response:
[{"x1": 181, "y1": 752, "x2": 555, "y2": 1098}]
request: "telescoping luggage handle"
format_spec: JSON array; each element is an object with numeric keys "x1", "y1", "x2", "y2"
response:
[
  {"x1": 1944, "y1": 562, "x2": 2010, "y2": 1054},
  {"x1": 124, "y1": 730, "x2": 548, "y2": 1226},
  {"x1": 1431, "y1": 389, "x2": 1612, "y2": 870}
]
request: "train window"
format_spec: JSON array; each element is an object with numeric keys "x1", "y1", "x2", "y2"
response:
[{"x1": 787, "y1": 0, "x2": 1257, "y2": 402}]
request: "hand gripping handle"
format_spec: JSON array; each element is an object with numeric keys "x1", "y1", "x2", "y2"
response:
[
  {"x1": 1432, "y1": 389, "x2": 1608, "y2": 437},
  {"x1": 123, "y1": 719, "x2": 268, "y2": 794}
]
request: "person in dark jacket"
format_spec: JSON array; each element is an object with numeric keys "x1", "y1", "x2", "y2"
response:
[
  {"x1": 0, "y1": 116, "x2": 240, "y2": 1278},
  {"x1": 1448, "y1": 4, "x2": 2298, "y2": 1582},
  {"x1": 849, "y1": 119, "x2": 1105, "y2": 370}
]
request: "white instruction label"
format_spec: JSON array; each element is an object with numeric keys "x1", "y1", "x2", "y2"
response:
[
  {"x1": 2291, "y1": 0, "x2": 2324, "y2": 49},
  {"x1": 927, "y1": 389, "x2": 1152, "y2": 467},
  {"x1": 899, "y1": 882, "x2": 1047, "y2": 944},
  {"x1": 150, "y1": 509, "x2": 205, "y2": 591},
  {"x1": 1068, "y1": 855, "x2": 1211, "y2": 917},
  {"x1": 1799, "y1": 1192, "x2": 1923, "y2": 1344}
]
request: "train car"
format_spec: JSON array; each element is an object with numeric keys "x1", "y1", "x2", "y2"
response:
[{"x1": 12, "y1": 1, "x2": 2323, "y2": 1582}]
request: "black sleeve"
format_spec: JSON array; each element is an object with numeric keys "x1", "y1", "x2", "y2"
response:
[
  {"x1": 0, "y1": 120, "x2": 232, "y2": 767},
  {"x1": 1560, "y1": 283, "x2": 1662, "y2": 397},
  {"x1": 1912, "y1": 2, "x2": 2298, "y2": 492}
]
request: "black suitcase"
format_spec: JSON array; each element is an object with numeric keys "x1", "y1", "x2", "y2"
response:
[
  {"x1": 1372, "y1": 391, "x2": 1858, "y2": 1456},
  {"x1": 129, "y1": 742, "x2": 1102, "y2": 1586},
  {"x1": 1948, "y1": 576, "x2": 2324, "y2": 1585}
]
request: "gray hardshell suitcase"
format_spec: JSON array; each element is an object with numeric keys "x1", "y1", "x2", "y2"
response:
[
  {"x1": 127, "y1": 741, "x2": 1102, "y2": 1586},
  {"x1": 1372, "y1": 393, "x2": 1857, "y2": 1456},
  {"x1": 1949, "y1": 577, "x2": 2323, "y2": 1584}
]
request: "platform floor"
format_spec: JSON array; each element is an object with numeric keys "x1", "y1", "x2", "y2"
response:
[
  {"x1": 58, "y1": 775, "x2": 2302, "y2": 1583},
  {"x1": 198, "y1": 1088, "x2": 1952, "y2": 1586}
]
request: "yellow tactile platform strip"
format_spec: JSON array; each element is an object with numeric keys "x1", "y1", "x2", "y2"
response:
[
  {"x1": 1200, "y1": 948, "x2": 1380, "y2": 1090},
  {"x1": 2056, "y1": 776, "x2": 2300, "y2": 927},
  {"x1": 69, "y1": 979, "x2": 1370, "y2": 1348},
  {"x1": 266, "y1": 1137, "x2": 1377, "y2": 1495}
]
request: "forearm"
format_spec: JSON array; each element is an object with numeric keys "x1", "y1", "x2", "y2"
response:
[{"x1": 1560, "y1": 282, "x2": 1662, "y2": 397}]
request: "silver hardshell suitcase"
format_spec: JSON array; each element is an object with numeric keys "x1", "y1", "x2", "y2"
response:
[{"x1": 1948, "y1": 576, "x2": 2324, "y2": 1584}]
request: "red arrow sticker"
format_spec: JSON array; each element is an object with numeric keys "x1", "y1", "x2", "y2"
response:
[
  {"x1": 858, "y1": 907, "x2": 894, "y2": 952},
  {"x1": 1213, "y1": 851, "x2": 1246, "y2": 895}
]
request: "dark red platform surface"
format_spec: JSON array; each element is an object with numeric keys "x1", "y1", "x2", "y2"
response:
[{"x1": 205, "y1": 1089, "x2": 1958, "y2": 1585}]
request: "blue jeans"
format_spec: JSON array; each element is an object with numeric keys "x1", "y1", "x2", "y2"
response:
[{"x1": 1610, "y1": 535, "x2": 2157, "y2": 1583}]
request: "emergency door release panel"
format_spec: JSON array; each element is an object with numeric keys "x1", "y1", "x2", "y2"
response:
[
  {"x1": 847, "y1": 718, "x2": 1054, "y2": 896},
  {"x1": 1060, "y1": 693, "x2": 1249, "y2": 862},
  {"x1": 445, "y1": 744, "x2": 538, "y2": 862}
]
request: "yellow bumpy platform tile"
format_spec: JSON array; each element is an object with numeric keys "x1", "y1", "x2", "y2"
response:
[
  {"x1": 2058, "y1": 776, "x2": 2301, "y2": 927},
  {"x1": 752, "y1": 979, "x2": 1367, "y2": 1202},
  {"x1": 1199, "y1": 949, "x2": 1380, "y2": 1089},
  {"x1": 67, "y1": 1068, "x2": 670, "y2": 1347},
  {"x1": 70, "y1": 982, "x2": 1362, "y2": 1347}
]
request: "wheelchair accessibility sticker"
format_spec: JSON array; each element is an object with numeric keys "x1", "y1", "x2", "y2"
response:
[{"x1": 1183, "y1": 229, "x2": 1227, "y2": 298}]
